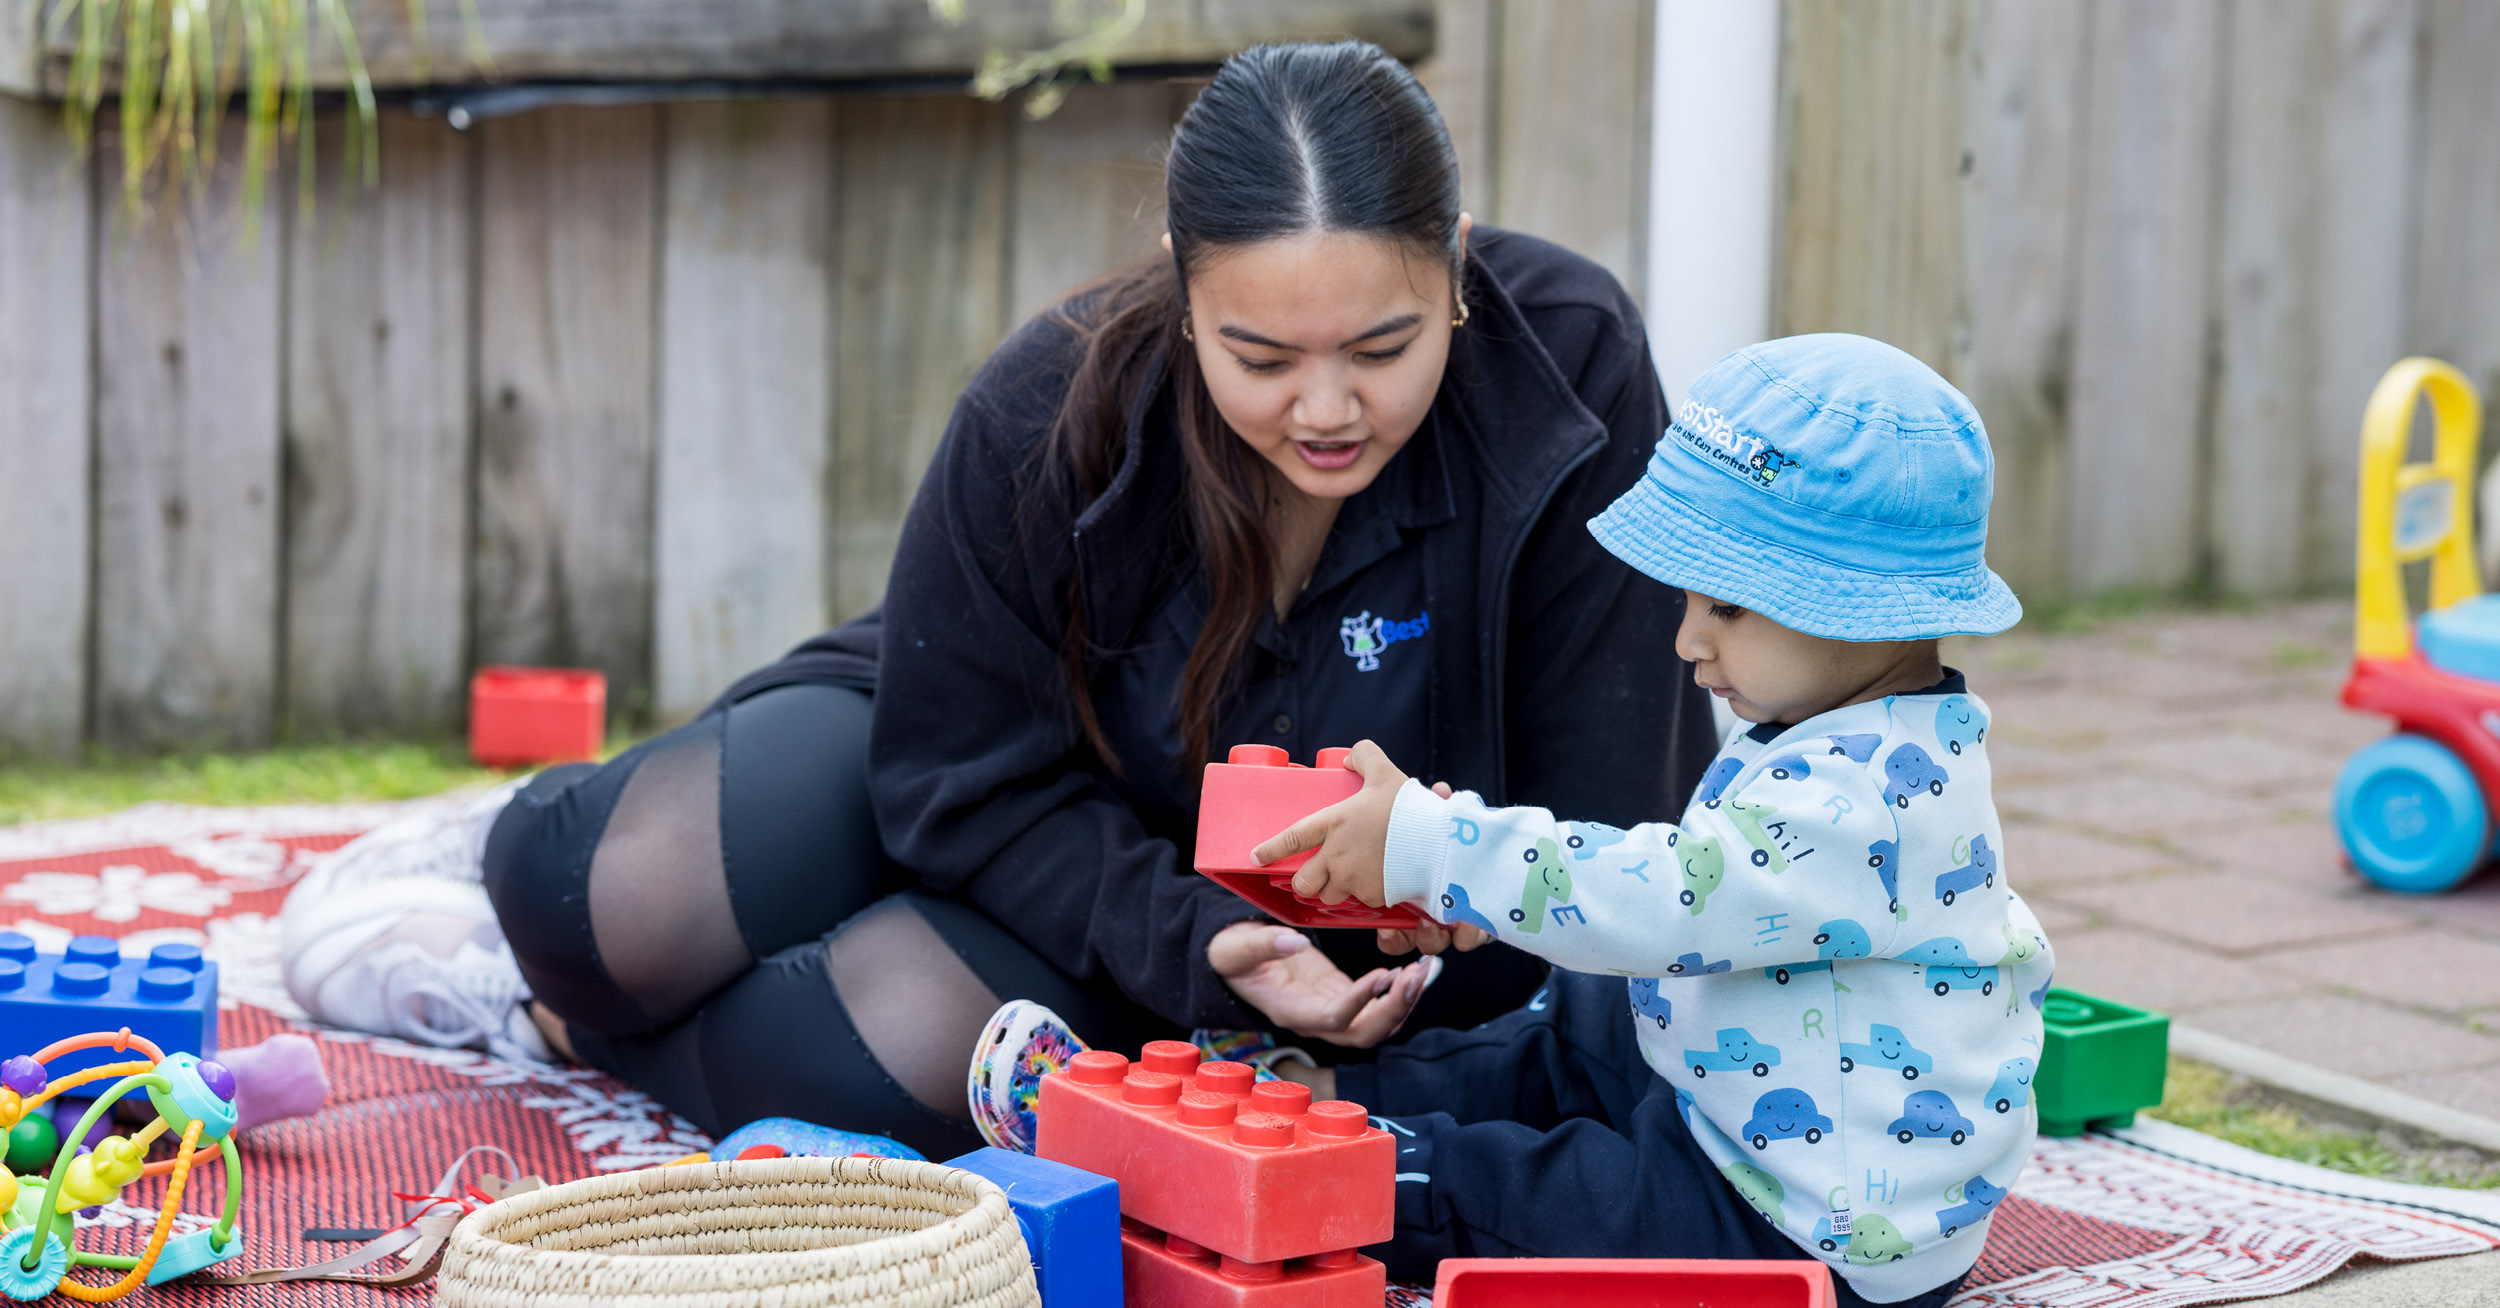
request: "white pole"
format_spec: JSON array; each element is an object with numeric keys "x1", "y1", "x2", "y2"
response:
[{"x1": 1646, "y1": 0, "x2": 1781, "y2": 413}]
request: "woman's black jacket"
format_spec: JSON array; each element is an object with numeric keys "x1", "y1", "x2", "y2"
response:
[{"x1": 717, "y1": 227, "x2": 1720, "y2": 1028}]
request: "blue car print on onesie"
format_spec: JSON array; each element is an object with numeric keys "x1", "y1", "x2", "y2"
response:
[
  {"x1": 1767, "y1": 919, "x2": 1874, "y2": 985},
  {"x1": 1934, "y1": 1174, "x2": 2008, "y2": 1237},
  {"x1": 1987, "y1": 1057, "x2": 2035, "y2": 1113},
  {"x1": 1438, "y1": 883, "x2": 1502, "y2": 940},
  {"x1": 1667, "y1": 951, "x2": 1731, "y2": 977},
  {"x1": 1740, "y1": 1088, "x2": 1831, "y2": 1150},
  {"x1": 1693, "y1": 756, "x2": 1744, "y2": 806},
  {"x1": 1828, "y1": 733, "x2": 1883, "y2": 763},
  {"x1": 1839, "y1": 1024, "x2": 1932, "y2": 1080},
  {"x1": 1866, "y1": 839, "x2": 1903, "y2": 915},
  {"x1": 1764, "y1": 753, "x2": 1813, "y2": 781},
  {"x1": 2029, "y1": 969, "x2": 2053, "y2": 1013},
  {"x1": 1562, "y1": 821, "x2": 1627, "y2": 861},
  {"x1": 1685, "y1": 1028, "x2": 1781, "y2": 1079},
  {"x1": 1934, "y1": 696, "x2": 1989, "y2": 756},
  {"x1": 1627, "y1": 977, "x2": 1673, "y2": 1030},
  {"x1": 1901, "y1": 938, "x2": 1999, "y2": 997},
  {"x1": 1884, "y1": 743, "x2": 1950, "y2": 808},
  {"x1": 1934, "y1": 834, "x2": 1998, "y2": 905},
  {"x1": 1890, "y1": 1090, "x2": 1974, "y2": 1145}
]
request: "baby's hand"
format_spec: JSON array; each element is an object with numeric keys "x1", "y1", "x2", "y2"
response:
[{"x1": 1252, "y1": 741, "x2": 1411, "y2": 909}]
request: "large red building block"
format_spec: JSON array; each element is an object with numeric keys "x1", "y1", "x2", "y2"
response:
[
  {"x1": 1120, "y1": 1227, "x2": 1385, "y2": 1308},
  {"x1": 1432, "y1": 1259, "x2": 1836, "y2": 1308},
  {"x1": 469, "y1": 666, "x2": 606, "y2": 767},
  {"x1": 1035, "y1": 1041, "x2": 1394, "y2": 1265},
  {"x1": 1195, "y1": 745, "x2": 1424, "y2": 929}
]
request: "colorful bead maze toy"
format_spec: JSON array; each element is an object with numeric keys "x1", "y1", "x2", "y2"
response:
[
  {"x1": 1196, "y1": 745, "x2": 1425, "y2": 929},
  {"x1": 0, "y1": 1030, "x2": 246, "y2": 1299},
  {"x1": 1037, "y1": 1039, "x2": 1392, "y2": 1307}
]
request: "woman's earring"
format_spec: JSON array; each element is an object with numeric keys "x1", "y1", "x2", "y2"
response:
[
  {"x1": 1451, "y1": 299, "x2": 1470, "y2": 329},
  {"x1": 1180, "y1": 316, "x2": 1195, "y2": 342}
]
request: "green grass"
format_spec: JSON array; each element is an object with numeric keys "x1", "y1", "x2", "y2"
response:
[
  {"x1": 2149, "y1": 1057, "x2": 2500, "y2": 1190},
  {"x1": 0, "y1": 742, "x2": 512, "y2": 827}
]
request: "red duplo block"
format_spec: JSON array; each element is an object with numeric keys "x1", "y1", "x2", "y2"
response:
[
  {"x1": 1432, "y1": 1258, "x2": 1836, "y2": 1308},
  {"x1": 1035, "y1": 1040, "x2": 1395, "y2": 1266},
  {"x1": 1121, "y1": 1228, "x2": 1384, "y2": 1308},
  {"x1": 469, "y1": 666, "x2": 606, "y2": 767},
  {"x1": 1194, "y1": 744, "x2": 1425, "y2": 929}
]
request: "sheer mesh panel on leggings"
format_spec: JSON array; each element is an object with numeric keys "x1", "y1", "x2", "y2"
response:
[
  {"x1": 819, "y1": 896, "x2": 1005, "y2": 1122},
  {"x1": 582, "y1": 715, "x2": 754, "y2": 1030}
]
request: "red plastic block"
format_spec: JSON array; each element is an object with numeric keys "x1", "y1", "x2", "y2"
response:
[
  {"x1": 1120, "y1": 1226, "x2": 1384, "y2": 1308},
  {"x1": 1036, "y1": 1042, "x2": 1393, "y2": 1265},
  {"x1": 1433, "y1": 1259, "x2": 1835, "y2": 1308},
  {"x1": 1195, "y1": 745, "x2": 1424, "y2": 929},
  {"x1": 469, "y1": 666, "x2": 606, "y2": 767}
]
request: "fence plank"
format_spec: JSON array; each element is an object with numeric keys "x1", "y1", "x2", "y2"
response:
[
  {"x1": 92, "y1": 123, "x2": 284, "y2": 749},
  {"x1": 833, "y1": 96, "x2": 1011, "y2": 625},
  {"x1": 1493, "y1": 0, "x2": 1651, "y2": 296},
  {"x1": 1006, "y1": 80, "x2": 1176, "y2": 328},
  {"x1": 284, "y1": 112, "x2": 475, "y2": 736},
  {"x1": 0, "y1": 98, "x2": 92, "y2": 756},
  {"x1": 2061, "y1": 0, "x2": 2224, "y2": 592},
  {"x1": 475, "y1": 105, "x2": 661, "y2": 724},
  {"x1": 1775, "y1": 0, "x2": 1967, "y2": 372},
  {"x1": 1954, "y1": 0, "x2": 2089, "y2": 598},
  {"x1": 1417, "y1": 0, "x2": 1498, "y2": 220},
  {"x1": 652, "y1": 98, "x2": 835, "y2": 721},
  {"x1": 2209, "y1": 0, "x2": 2419, "y2": 595},
  {"x1": 2415, "y1": 0, "x2": 2500, "y2": 564}
]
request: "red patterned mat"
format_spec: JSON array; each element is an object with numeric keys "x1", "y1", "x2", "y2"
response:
[{"x1": 1, "y1": 801, "x2": 2495, "y2": 1308}]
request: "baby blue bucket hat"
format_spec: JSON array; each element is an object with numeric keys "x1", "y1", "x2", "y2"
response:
[{"x1": 1589, "y1": 333, "x2": 2020, "y2": 640}]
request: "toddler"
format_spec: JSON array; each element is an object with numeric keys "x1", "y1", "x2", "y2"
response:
[{"x1": 1256, "y1": 333, "x2": 2053, "y2": 1306}]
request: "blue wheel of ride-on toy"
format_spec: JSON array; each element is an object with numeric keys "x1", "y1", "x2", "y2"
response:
[{"x1": 2334, "y1": 734, "x2": 2489, "y2": 893}]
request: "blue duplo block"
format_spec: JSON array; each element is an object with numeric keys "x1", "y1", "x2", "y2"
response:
[
  {"x1": 0, "y1": 933, "x2": 217, "y2": 1078},
  {"x1": 947, "y1": 1147, "x2": 1120, "y2": 1308}
]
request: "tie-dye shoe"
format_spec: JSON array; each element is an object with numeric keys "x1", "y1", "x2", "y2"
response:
[
  {"x1": 1189, "y1": 1030, "x2": 1318, "y2": 1084},
  {"x1": 967, "y1": 1000, "x2": 1088, "y2": 1154}
]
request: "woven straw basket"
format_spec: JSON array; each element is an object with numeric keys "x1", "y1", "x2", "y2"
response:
[{"x1": 435, "y1": 1155, "x2": 1040, "y2": 1308}]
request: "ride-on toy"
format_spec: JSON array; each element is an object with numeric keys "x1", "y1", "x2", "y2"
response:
[{"x1": 2334, "y1": 357, "x2": 2494, "y2": 892}]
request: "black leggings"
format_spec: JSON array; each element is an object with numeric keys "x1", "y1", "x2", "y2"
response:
[
  {"x1": 481, "y1": 683, "x2": 1542, "y2": 1160},
  {"x1": 481, "y1": 684, "x2": 1172, "y2": 1159}
]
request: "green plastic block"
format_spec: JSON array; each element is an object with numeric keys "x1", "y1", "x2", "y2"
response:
[{"x1": 2036, "y1": 987, "x2": 2168, "y2": 1137}]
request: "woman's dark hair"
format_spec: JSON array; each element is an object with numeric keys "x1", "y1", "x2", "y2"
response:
[{"x1": 1036, "y1": 40, "x2": 1465, "y2": 774}]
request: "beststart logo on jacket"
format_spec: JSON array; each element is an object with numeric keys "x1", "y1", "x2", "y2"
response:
[
  {"x1": 1677, "y1": 401, "x2": 1800, "y2": 489},
  {"x1": 1339, "y1": 610, "x2": 1430, "y2": 671}
]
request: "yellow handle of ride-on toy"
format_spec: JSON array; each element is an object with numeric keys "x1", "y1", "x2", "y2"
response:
[{"x1": 2355, "y1": 358, "x2": 2485, "y2": 661}]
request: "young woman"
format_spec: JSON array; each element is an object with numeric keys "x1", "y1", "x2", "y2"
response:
[{"x1": 279, "y1": 40, "x2": 1716, "y2": 1162}]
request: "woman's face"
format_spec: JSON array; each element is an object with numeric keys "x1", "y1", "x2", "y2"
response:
[{"x1": 1178, "y1": 220, "x2": 1469, "y2": 503}]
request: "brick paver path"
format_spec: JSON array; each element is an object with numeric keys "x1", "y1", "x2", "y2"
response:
[{"x1": 1954, "y1": 600, "x2": 2500, "y2": 1119}]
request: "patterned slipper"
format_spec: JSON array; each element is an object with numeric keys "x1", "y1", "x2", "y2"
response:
[{"x1": 967, "y1": 1000, "x2": 1087, "y2": 1154}]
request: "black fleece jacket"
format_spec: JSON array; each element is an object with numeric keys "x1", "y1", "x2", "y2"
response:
[{"x1": 718, "y1": 228, "x2": 1720, "y2": 1028}]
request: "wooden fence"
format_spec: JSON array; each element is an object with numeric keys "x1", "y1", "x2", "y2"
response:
[
  {"x1": 1777, "y1": 0, "x2": 2500, "y2": 600},
  {"x1": 0, "y1": 1, "x2": 1657, "y2": 755}
]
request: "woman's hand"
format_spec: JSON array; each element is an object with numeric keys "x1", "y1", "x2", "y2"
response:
[{"x1": 1208, "y1": 921, "x2": 1427, "y2": 1048}]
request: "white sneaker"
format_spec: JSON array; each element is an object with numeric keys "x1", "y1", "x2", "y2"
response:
[{"x1": 280, "y1": 780, "x2": 550, "y2": 1063}]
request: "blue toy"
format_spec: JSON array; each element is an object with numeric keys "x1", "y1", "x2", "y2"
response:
[
  {"x1": 1889, "y1": 1090, "x2": 1974, "y2": 1145},
  {"x1": 1682, "y1": 1028, "x2": 1780, "y2": 1079},
  {"x1": 0, "y1": 936, "x2": 216, "y2": 1078},
  {"x1": 946, "y1": 1148, "x2": 1120, "y2": 1308},
  {"x1": 1839, "y1": 1024, "x2": 1932, "y2": 1080},
  {"x1": 709, "y1": 1117, "x2": 922, "y2": 1162}
]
